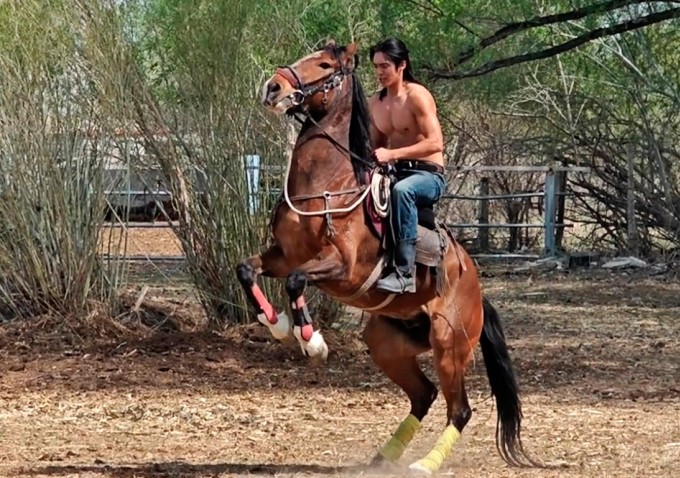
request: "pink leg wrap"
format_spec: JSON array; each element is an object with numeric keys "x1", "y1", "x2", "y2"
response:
[
  {"x1": 293, "y1": 296, "x2": 313, "y2": 341},
  {"x1": 300, "y1": 324, "x2": 313, "y2": 341},
  {"x1": 251, "y1": 284, "x2": 277, "y2": 324}
]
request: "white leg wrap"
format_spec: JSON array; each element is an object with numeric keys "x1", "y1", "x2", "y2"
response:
[
  {"x1": 293, "y1": 326, "x2": 329, "y2": 360},
  {"x1": 257, "y1": 312, "x2": 291, "y2": 340},
  {"x1": 408, "y1": 462, "x2": 434, "y2": 475}
]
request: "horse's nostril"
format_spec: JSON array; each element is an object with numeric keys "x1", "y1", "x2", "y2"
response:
[{"x1": 269, "y1": 82, "x2": 281, "y2": 94}]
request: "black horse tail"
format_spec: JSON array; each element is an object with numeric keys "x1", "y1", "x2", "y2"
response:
[{"x1": 480, "y1": 297, "x2": 541, "y2": 467}]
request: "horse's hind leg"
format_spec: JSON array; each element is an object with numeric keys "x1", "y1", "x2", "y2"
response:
[
  {"x1": 236, "y1": 244, "x2": 292, "y2": 340},
  {"x1": 363, "y1": 315, "x2": 438, "y2": 465},
  {"x1": 408, "y1": 300, "x2": 480, "y2": 475}
]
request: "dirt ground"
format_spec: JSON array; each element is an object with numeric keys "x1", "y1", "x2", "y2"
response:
[
  {"x1": 99, "y1": 226, "x2": 183, "y2": 257},
  {"x1": 1, "y1": 230, "x2": 679, "y2": 477}
]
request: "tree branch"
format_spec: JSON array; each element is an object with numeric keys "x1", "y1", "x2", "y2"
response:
[
  {"x1": 398, "y1": 0, "x2": 444, "y2": 17},
  {"x1": 397, "y1": 0, "x2": 482, "y2": 37},
  {"x1": 448, "y1": 0, "x2": 679, "y2": 68},
  {"x1": 429, "y1": 6, "x2": 680, "y2": 80}
]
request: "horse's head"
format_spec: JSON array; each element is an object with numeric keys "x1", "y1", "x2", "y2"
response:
[{"x1": 262, "y1": 40, "x2": 359, "y2": 115}]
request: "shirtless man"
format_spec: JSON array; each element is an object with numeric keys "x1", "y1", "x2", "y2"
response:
[{"x1": 368, "y1": 37, "x2": 447, "y2": 294}]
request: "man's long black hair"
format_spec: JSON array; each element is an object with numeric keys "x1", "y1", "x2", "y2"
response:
[{"x1": 369, "y1": 37, "x2": 421, "y2": 100}]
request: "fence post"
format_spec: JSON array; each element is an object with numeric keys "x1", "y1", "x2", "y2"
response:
[
  {"x1": 245, "y1": 154, "x2": 260, "y2": 215},
  {"x1": 477, "y1": 177, "x2": 489, "y2": 251},
  {"x1": 626, "y1": 144, "x2": 639, "y2": 257},
  {"x1": 544, "y1": 170, "x2": 557, "y2": 257},
  {"x1": 555, "y1": 169, "x2": 567, "y2": 252}
]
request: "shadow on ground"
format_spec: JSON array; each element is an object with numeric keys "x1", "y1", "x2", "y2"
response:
[{"x1": 19, "y1": 460, "x2": 384, "y2": 478}]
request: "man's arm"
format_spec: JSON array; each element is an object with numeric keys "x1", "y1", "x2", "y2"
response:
[
  {"x1": 388, "y1": 87, "x2": 444, "y2": 161},
  {"x1": 368, "y1": 95, "x2": 388, "y2": 150}
]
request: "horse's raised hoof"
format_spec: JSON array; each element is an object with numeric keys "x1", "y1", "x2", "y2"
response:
[
  {"x1": 257, "y1": 311, "x2": 292, "y2": 341},
  {"x1": 307, "y1": 331, "x2": 329, "y2": 365},
  {"x1": 294, "y1": 327, "x2": 329, "y2": 363}
]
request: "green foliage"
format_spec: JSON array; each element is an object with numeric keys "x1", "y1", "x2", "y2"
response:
[
  {"x1": 2, "y1": 0, "x2": 677, "y2": 327},
  {"x1": 507, "y1": 19, "x2": 680, "y2": 253},
  {"x1": 102, "y1": 0, "x2": 342, "y2": 325}
]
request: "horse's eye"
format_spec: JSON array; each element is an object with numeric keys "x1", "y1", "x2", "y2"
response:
[{"x1": 319, "y1": 62, "x2": 332, "y2": 69}]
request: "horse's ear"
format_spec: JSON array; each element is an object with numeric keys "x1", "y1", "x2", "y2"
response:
[
  {"x1": 344, "y1": 42, "x2": 359, "y2": 69},
  {"x1": 326, "y1": 38, "x2": 337, "y2": 47},
  {"x1": 345, "y1": 42, "x2": 358, "y2": 58}
]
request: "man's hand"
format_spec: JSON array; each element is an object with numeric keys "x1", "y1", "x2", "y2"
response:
[{"x1": 372, "y1": 147, "x2": 395, "y2": 164}]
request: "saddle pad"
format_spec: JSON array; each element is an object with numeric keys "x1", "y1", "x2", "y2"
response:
[{"x1": 415, "y1": 225, "x2": 449, "y2": 267}]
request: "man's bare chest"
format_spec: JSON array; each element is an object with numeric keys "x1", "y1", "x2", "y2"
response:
[{"x1": 374, "y1": 99, "x2": 414, "y2": 136}]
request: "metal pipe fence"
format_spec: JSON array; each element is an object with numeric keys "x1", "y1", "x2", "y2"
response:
[{"x1": 102, "y1": 160, "x2": 590, "y2": 261}]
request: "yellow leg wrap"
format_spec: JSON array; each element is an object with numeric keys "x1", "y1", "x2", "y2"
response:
[
  {"x1": 409, "y1": 425, "x2": 461, "y2": 474},
  {"x1": 378, "y1": 414, "x2": 422, "y2": 462}
]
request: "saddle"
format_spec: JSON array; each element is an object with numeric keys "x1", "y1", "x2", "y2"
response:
[
  {"x1": 335, "y1": 168, "x2": 468, "y2": 307},
  {"x1": 360, "y1": 168, "x2": 466, "y2": 297},
  {"x1": 365, "y1": 168, "x2": 449, "y2": 265}
]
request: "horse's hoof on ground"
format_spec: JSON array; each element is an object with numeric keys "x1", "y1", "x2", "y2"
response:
[
  {"x1": 408, "y1": 461, "x2": 434, "y2": 475},
  {"x1": 369, "y1": 453, "x2": 388, "y2": 467},
  {"x1": 368, "y1": 454, "x2": 398, "y2": 472}
]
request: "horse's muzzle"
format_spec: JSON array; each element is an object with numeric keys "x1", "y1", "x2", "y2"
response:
[{"x1": 263, "y1": 81, "x2": 282, "y2": 106}]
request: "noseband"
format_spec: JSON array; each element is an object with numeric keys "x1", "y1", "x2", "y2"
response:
[
  {"x1": 274, "y1": 51, "x2": 373, "y2": 170},
  {"x1": 275, "y1": 51, "x2": 353, "y2": 110}
]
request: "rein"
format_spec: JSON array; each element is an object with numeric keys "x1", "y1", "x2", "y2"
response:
[
  {"x1": 278, "y1": 59, "x2": 379, "y2": 236},
  {"x1": 277, "y1": 55, "x2": 374, "y2": 169}
]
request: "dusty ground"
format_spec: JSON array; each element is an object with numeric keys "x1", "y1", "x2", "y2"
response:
[
  {"x1": 1, "y1": 230, "x2": 679, "y2": 478},
  {"x1": 99, "y1": 226, "x2": 183, "y2": 257}
]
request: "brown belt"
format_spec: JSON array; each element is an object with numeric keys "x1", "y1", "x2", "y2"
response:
[{"x1": 394, "y1": 160, "x2": 444, "y2": 174}]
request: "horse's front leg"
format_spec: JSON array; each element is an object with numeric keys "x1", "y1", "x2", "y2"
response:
[
  {"x1": 236, "y1": 244, "x2": 292, "y2": 341},
  {"x1": 286, "y1": 250, "x2": 345, "y2": 361}
]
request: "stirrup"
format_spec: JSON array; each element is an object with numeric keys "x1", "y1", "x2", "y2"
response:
[{"x1": 376, "y1": 271, "x2": 416, "y2": 294}]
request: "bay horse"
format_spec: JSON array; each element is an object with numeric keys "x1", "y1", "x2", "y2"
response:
[{"x1": 235, "y1": 40, "x2": 539, "y2": 474}]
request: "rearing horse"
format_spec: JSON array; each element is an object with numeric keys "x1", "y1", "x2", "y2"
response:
[{"x1": 236, "y1": 40, "x2": 539, "y2": 474}]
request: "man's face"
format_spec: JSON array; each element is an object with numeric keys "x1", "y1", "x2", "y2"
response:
[{"x1": 371, "y1": 52, "x2": 404, "y2": 87}]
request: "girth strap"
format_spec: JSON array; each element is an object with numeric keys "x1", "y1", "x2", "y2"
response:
[
  {"x1": 338, "y1": 253, "x2": 398, "y2": 311},
  {"x1": 340, "y1": 253, "x2": 389, "y2": 302}
]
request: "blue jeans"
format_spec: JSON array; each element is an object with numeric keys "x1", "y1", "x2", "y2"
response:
[{"x1": 390, "y1": 170, "x2": 446, "y2": 245}]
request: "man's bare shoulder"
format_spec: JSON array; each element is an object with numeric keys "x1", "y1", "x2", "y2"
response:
[
  {"x1": 405, "y1": 83, "x2": 436, "y2": 110},
  {"x1": 368, "y1": 91, "x2": 383, "y2": 108}
]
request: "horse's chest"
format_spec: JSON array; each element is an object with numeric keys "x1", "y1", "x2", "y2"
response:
[{"x1": 274, "y1": 208, "x2": 323, "y2": 260}]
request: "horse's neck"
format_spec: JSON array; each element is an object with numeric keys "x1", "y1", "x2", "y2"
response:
[{"x1": 288, "y1": 95, "x2": 357, "y2": 195}]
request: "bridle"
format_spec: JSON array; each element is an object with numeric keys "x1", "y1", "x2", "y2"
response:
[
  {"x1": 272, "y1": 50, "x2": 380, "y2": 236},
  {"x1": 274, "y1": 52, "x2": 373, "y2": 169},
  {"x1": 274, "y1": 44, "x2": 356, "y2": 112},
  {"x1": 275, "y1": 64, "x2": 347, "y2": 110}
]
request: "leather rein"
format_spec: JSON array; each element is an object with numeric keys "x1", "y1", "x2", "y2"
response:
[
  {"x1": 275, "y1": 59, "x2": 373, "y2": 169},
  {"x1": 275, "y1": 55, "x2": 376, "y2": 236}
]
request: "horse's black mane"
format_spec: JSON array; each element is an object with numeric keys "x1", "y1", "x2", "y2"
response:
[
  {"x1": 295, "y1": 44, "x2": 375, "y2": 186},
  {"x1": 348, "y1": 68, "x2": 374, "y2": 186},
  {"x1": 328, "y1": 44, "x2": 374, "y2": 186}
]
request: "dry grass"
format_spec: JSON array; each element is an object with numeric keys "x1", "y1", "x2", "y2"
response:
[{"x1": 0, "y1": 260, "x2": 678, "y2": 478}]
